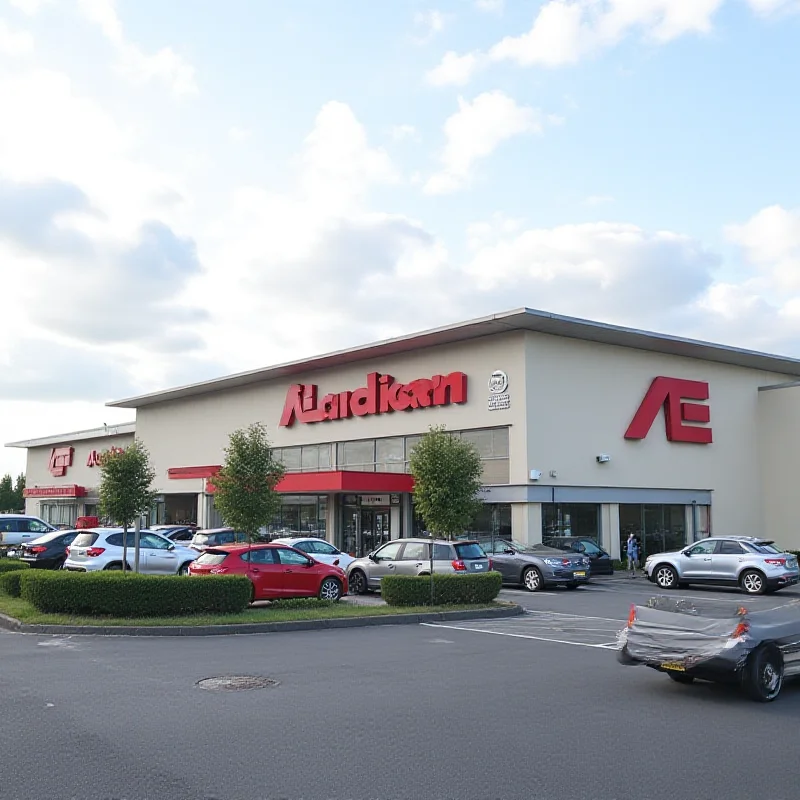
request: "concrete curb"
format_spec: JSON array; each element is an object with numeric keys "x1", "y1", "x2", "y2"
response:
[{"x1": 0, "y1": 603, "x2": 523, "y2": 637}]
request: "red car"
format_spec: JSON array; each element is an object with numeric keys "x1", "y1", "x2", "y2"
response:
[{"x1": 187, "y1": 543, "x2": 348, "y2": 602}]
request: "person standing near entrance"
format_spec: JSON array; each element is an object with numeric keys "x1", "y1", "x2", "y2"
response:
[{"x1": 626, "y1": 533, "x2": 640, "y2": 578}]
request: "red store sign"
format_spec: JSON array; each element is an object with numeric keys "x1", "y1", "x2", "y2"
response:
[
  {"x1": 24, "y1": 485, "x2": 88, "y2": 498},
  {"x1": 625, "y1": 377, "x2": 712, "y2": 444},
  {"x1": 47, "y1": 446, "x2": 74, "y2": 477},
  {"x1": 279, "y1": 371, "x2": 468, "y2": 428}
]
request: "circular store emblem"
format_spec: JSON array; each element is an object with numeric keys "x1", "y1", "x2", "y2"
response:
[{"x1": 488, "y1": 370, "x2": 508, "y2": 394}]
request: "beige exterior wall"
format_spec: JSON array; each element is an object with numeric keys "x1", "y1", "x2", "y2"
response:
[
  {"x1": 523, "y1": 332, "x2": 787, "y2": 538},
  {"x1": 758, "y1": 385, "x2": 800, "y2": 546},
  {"x1": 24, "y1": 432, "x2": 135, "y2": 517},
  {"x1": 136, "y1": 331, "x2": 528, "y2": 490}
]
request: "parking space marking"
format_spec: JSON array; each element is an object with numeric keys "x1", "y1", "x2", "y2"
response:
[{"x1": 421, "y1": 609, "x2": 626, "y2": 650}]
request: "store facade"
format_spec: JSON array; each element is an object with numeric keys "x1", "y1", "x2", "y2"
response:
[{"x1": 10, "y1": 309, "x2": 800, "y2": 556}]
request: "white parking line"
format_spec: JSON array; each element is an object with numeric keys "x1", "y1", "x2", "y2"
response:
[{"x1": 420, "y1": 622, "x2": 620, "y2": 649}]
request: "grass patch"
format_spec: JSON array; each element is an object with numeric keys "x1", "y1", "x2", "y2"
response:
[{"x1": 0, "y1": 595, "x2": 506, "y2": 628}]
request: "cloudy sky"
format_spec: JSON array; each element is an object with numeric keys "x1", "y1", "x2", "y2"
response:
[{"x1": 1, "y1": 0, "x2": 800, "y2": 475}]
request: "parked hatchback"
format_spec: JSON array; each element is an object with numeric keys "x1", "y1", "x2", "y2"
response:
[
  {"x1": 189, "y1": 528, "x2": 250, "y2": 551},
  {"x1": 20, "y1": 529, "x2": 80, "y2": 569},
  {"x1": 272, "y1": 537, "x2": 355, "y2": 571},
  {"x1": 346, "y1": 538, "x2": 490, "y2": 595},
  {"x1": 481, "y1": 539, "x2": 591, "y2": 591},
  {"x1": 64, "y1": 528, "x2": 199, "y2": 574},
  {"x1": 188, "y1": 544, "x2": 347, "y2": 601},
  {"x1": 645, "y1": 536, "x2": 800, "y2": 595},
  {"x1": 543, "y1": 536, "x2": 614, "y2": 575}
]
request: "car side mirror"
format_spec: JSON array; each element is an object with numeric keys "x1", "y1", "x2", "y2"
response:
[
  {"x1": 304, "y1": 560, "x2": 314, "y2": 568},
  {"x1": 368, "y1": 552, "x2": 378, "y2": 562},
  {"x1": 683, "y1": 550, "x2": 692, "y2": 557},
  {"x1": 503, "y1": 548, "x2": 514, "y2": 555},
  {"x1": 168, "y1": 544, "x2": 175, "y2": 551}
]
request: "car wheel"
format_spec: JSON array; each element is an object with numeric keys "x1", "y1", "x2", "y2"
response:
[
  {"x1": 743, "y1": 645, "x2": 783, "y2": 702},
  {"x1": 654, "y1": 564, "x2": 678, "y2": 590},
  {"x1": 178, "y1": 562, "x2": 192, "y2": 576},
  {"x1": 104, "y1": 563, "x2": 124, "y2": 571},
  {"x1": 53, "y1": 558, "x2": 66, "y2": 571},
  {"x1": 740, "y1": 570, "x2": 766, "y2": 595},
  {"x1": 349, "y1": 569, "x2": 368, "y2": 595},
  {"x1": 319, "y1": 578, "x2": 342, "y2": 602},
  {"x1": 668, "y1": 672, "x2": 695, "y2": 684},
  {"x1": 522, "y1": 567, "x2": 543, "y2": 592}
]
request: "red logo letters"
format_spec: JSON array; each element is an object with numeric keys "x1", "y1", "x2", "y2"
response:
[
  {"x1": 625, "y1": 377, "x2": 712, "y2": 444},
  {"x1": 279, "y1": 371, "x2": 468, "y2": 427},
  {"x1": 47, "y1": 446, "x2": 74, "y2": 477}
]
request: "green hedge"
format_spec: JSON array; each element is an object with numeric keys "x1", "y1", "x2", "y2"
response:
[
  {"x1": 0, "y1": 570, "x2": 23, "y2": 598},
  {"x1": 381, "y1": 572, "x2": 502, "y2": 607},
  {"x1": 19, "y1": 572, "x2": 252, "y2": 617},
  {"x1": 0, "y1": 560, "x2": 29, "y2": 574}
]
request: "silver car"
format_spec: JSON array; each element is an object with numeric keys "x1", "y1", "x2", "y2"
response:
[
  {"x1": 645, "y1": 536, "x2": 800, "y2": 595},
  {"x1": 347, "y1": 538, "x2": 491, "y2": 595}
]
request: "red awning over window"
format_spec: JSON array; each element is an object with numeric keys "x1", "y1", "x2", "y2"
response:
[{"x1": 23, "y1": 485, "x2": 88, "y2": 498}]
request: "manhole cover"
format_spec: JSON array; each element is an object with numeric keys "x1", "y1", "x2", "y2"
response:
[{"x1": 196, "y1": 676, "x2": 279, "y2": 691}]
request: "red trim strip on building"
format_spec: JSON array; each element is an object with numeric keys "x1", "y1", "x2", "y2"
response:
[
  {"x1": 198, "y1": 470, "x2": 414, "y2": 495},
  {"x1": 23, "y1": 485, "x2": 88, "y2": 498},
  {"x1": 167, "y1": 465, "x2": 224, "y2": 480}
]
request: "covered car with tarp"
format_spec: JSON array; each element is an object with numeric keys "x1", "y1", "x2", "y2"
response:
[{"x1": 618, "y1": 595, "x2": 800, "y2": 702}]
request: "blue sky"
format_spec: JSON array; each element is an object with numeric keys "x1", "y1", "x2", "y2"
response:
[{"x1": 1, "y1": 0, "x2": 800, "y2": 474}]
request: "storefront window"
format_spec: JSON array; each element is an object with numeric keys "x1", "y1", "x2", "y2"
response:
[
  {"x1": 542, "y1": 504, "x2": 600, "y2": 543},
  {"x1": 40, "y1": 502, "x2": 78, "y2": 527},
  {"x1": 411, "y1": 502, "x2": 512, "y2": 542},
  {"x1": 619, "y1": 504, "x2": 687, "y2": 558},
  {"x1": 264, "y1": 495, "x2": 327, "y2": 539}
]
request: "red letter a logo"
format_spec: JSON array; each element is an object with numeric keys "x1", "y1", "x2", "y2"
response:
[{"x1": 625, "y1": 377, "x2": 712, "y2": 444}]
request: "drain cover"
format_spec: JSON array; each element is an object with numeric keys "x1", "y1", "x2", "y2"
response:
[{"x1": 196, "y1": 676, "x2": 279, "y2": 691}]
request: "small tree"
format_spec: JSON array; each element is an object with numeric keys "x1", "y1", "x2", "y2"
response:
[
  {"x1": 98, "y1": 439, "x2": 156, "y2": 572},
  {"x1": 211, "y1": 422, "x2": 285, "y2": 541},
  {"x1": 409, "y1": 425, "x2": 484, "y2": 599},
  {"x1": 0, "y1": 474, "x2": 13, "y2": 512},
  {"x1": 12, "y1": 474, "x2": 25, "y2": 511}
]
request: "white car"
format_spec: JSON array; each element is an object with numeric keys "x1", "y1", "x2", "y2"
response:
[
  {"x1": 0, "y1": 514, "x2": 56, "y2": 548},
  {"x1": 64, "y1": 528, "x2": 199, "y2": 575},
  {"x1": 271, "y1": 537, "x2": 355, "y2": 570}
]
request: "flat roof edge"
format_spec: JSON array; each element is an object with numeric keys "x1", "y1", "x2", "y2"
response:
[{"x1": 5, "y1": 421, "x2": 136, "y2": 449}]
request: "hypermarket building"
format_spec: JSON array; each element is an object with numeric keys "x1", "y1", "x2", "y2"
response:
[{"x1": 9, "y1": 308, "x2": 800, "y2": 559}]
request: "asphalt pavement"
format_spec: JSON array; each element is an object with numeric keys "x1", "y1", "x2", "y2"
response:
[{"x1": 2, "y1": 577, "x2": 800, "y2": 800}]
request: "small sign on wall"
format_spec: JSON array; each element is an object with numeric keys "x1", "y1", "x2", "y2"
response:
[
  {"x1": 361, "y1": 495, "x2": 391, "y2": 507},
  {"x1": 488, "y1": 370, "x2": 510, "y2": 411}
]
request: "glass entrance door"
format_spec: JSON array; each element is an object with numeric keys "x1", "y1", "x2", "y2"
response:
[{"x1": 360, "y1": 510, "x2": 390, "y2": 556}]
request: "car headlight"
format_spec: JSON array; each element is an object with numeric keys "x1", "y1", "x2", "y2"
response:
[
  {"x1": 583, "y1": 557, "x2": 591, "y2": 567},
  {"x1": 543, "y1": 558, "x2": 566, "y2": 567}
]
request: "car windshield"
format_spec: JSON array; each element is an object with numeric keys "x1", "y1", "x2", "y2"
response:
[
  {"x1": 192, "y1": 534, "x2": 210, "y2": 545},
  {"x1": 453, "y1": 542, "x2": 486, "y2": 560},
  {"x1": 194, "y1": 551, "x2": 228, "y2": 565}
]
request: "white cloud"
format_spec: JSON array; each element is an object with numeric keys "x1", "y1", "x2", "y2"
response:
[
  {"x1": 76, "y1": 0, "x2": 197, "y2": 95},
  {"x1": 228, "y1": 126, "x2": 251, "y2": 143},
  {"x1": 747, "y1": 0, "x2": 800, "y2": 14},
  {"x1": 0, "y1": 19, "x2": 34, "y2": 55},
  {"x1": 475, "y1": 0, "x2": 504, "y2": 12},
  {"x1": 8, "y1": 0, "x2": 50, "y2": 14},
  {"x1": 414, "y1": 9, "x2": 448, "y2": 44},
  {"x1": 424, "y1": 91, "x2": 548, "y2": 195},
  {"x1": 425, "y1": 50, "x2": 481, "y2": 86},
  {"x1": 429, "y1": 0, "x2": 726, "y2": 82},
  {"x1": 391, "y1": 124, "x2": 419, "y2": 141},
  {"x1": 725, "y1": 205, "x2": 800, "y2": 291}
]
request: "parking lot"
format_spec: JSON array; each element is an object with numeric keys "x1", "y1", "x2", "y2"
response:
[{"x1": 3, "y1": 576, "x2": 800, "y2": 800}]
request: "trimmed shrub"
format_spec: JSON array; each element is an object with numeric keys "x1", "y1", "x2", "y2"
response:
[
  {"x1": 381, "y1": 572, "x2": 502, "y2": 607},
  {"x1": 0, "y1": 570, "x2": 23, "y2": 598},
  {"x1": 0, "y1": 560, "x2": 29, "y2": 574},
  {"x1": 19, "y1": 572, "x2": 251, "y2": 617}
]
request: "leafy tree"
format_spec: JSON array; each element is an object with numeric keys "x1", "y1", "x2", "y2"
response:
[
  {"x1": 98, "y1": 440, "x2": 156, "y2": 572},
  {"x1": 0, "y1": 474, "x2": 13, "y2": 512},
  {"x1": 409, "y1": 426, "x2": 485, "y2": 603},
  {"x1": 409, "y1": 425, "x2": 484, "y2": 540},
  {"x1": 12, "y1": 474, "x2": 25, "y2": 511},
  {"x1": 212, "y1": 422, "x2": 285, "y2": 542}
]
